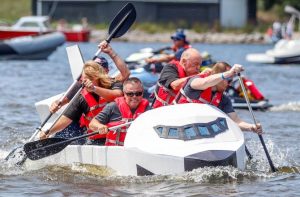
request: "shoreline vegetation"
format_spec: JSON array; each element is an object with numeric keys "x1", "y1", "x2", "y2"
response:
[
  {"x1": 90, "y1": 29, "x2": 300, "y2": 44},
  {"x1": 1, "y1": 0, "x2": 299, "y2": 44},
  {"x1": 90, "y1": 29, "x2": 269, "y2": 44}
]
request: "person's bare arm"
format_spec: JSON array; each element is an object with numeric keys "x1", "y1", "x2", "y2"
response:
[
  {"x1": 190, "y1": 64, "x2": 244, "y2": 90},
  {"x1": 93, "y1": 87, "x2": 123, "y2": 102},
  {"x1": 39, "y1": 115, "x2": 73, "y2": 139},
  {"x1": 89, "y1": 118, "x2": 108, "y2": 135},
  {"x1": 227, "y1": 112, "x2": 262, "y2": 134},
  {"x1": 170, "y1": 77, "x2": 189, "y2": 91},
  {"x1": 98, "y1": 40, "x2": 130, "y2": 82},
  {"x1": 146, "y1": 54, "x2": 175, "y2": 64}
]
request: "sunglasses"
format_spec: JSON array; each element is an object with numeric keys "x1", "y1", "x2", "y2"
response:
[{"x1": 125, "y1": 91, "x2": 143, "y2": 97}]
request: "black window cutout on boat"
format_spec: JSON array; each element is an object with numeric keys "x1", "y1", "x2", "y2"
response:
[
  {"x1": 184, "y1": 127, "x2": 197, "y2": 139},
  {"x1": 219, "y1": 119, "x2": 227, "y2": 128},
  {"x1": 153, "y1": 117, "x2": 228, "y2": 141},
  {"x1": 156, "y1": 126, "x2": 163, "y2": 135},
  {"x1": 198, "y1": 126, "x2": 210, "y2": 136},
  {"x1": 211, "y1": 123, "x2": 222, "y2": 133},
  {"x1": 168, "y1": 128, "x2": 179, "y2": 138}
]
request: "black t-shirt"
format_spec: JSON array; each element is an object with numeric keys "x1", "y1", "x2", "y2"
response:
[
  {"x1": 63, "y1": 82, "x2": 122, "y2": 122},
  {"x1": 157, "y1": 63, "x2": 180, "y2": 89},
  {"x1": 95, "y1": 102, "x2": 151, "y2": 124},
  {"x1": 183, "y1": 76, "x2": 235, "y2": 114}
]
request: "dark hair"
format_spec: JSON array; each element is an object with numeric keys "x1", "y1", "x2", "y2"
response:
[
  {"x1": 123, "y1": 77, "x2": 142, "y2": 87},
  {"x1": 94, "y1": 56, "x2": 109, "y2": 69}
]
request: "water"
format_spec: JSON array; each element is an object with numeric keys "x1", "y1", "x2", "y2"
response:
[{"x1": 0, "y1": 41, "x2": 299, "y2": 196}]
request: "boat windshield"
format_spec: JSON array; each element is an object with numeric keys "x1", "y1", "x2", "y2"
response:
[{"x1": 154, "y1": 117, "x2": 228, "y2": 141}]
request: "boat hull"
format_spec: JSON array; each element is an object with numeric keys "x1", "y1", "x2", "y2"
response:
[
  {"x1": 25, "y1": 144, "x2": 246, "y2": 176},
  {"x1": 0, "y1": 32, "x2": 65, "y2": 60},
  {"x1": 0, "y1": 29, "x2": 90, "y2": 42}
]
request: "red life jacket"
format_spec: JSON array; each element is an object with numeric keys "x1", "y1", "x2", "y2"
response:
[
  {"x1": 105, "y1": 97, "x2": 149, "y2": 146},
  {"x1": 177, "y1": 75, "x2": 223, "y2": 107},
  {"x1": 242, "y1": 78, "x2": 265, "y2": 100},
  {"x1": 172, "y1": 43, "x2": 191, "y2": 52},
  {"x1": 79, "y1": 89, "x2": 108, "y2": 140},
  {"x1": 152, "y1": 60, "x2": 186, "y2": 108}
]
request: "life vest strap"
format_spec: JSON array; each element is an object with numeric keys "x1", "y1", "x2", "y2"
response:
[
  {"x1": 89, "y1": 102, "x2": 108, "y2": 111},
  {"x1": 180, "y1": 88, "x2": 209, "y2": 104},
  {"x1": 105, "y1": 138, "x2": 124, "y2": 146}
]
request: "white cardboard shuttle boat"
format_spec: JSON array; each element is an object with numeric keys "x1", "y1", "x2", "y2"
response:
[
  {"x1": 25, "y1": 45, "x2": 246, "y2": 175},
  {"x1": 25, "y1": 103, "x2": 246, "y2": 176}
]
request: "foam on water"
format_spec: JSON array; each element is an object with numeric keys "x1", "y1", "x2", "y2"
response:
[{"x1": 270, "y1": 101, "x2": 300, "y2": 111}]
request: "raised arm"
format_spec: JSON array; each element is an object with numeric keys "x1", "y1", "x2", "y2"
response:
[{"x1": 98, "y1": 40, "x2": 130, "y2": 82}]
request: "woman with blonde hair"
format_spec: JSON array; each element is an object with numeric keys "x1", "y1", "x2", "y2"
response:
[{"x1": 39, "y1": 60, "x2": 124, "y2": 145}]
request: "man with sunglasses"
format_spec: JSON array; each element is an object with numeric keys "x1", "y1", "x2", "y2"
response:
[
  {"x1": 146, "y1": 29, "x2": 191, "y2": 64},
  {"x1": 89, "y1": 77, "x2": 150, "y2": 146}
]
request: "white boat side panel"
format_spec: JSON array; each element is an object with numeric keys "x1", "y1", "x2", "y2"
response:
[{"x1": 34, "y1": 93, "x2": 67, "y2": 131}]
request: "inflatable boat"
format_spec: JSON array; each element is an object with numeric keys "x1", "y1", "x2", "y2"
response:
[{"x1": 0, "y1": 32, "x2": 65, "y2": 60}]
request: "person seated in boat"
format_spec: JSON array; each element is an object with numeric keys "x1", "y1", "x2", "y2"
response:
[
  {"x1": 50, "y1": 40, "x2": 130, "y2": 113},
  {"x1": 152, "y1": 48, "x2": 202, "y2": 108},
  {"x1": 174, "y1": 62, "x2": 262, "y2": 134},
  {"x1": 39, "y1": 60, "x2": 123, "y2": 144},
  {"x1": 145, "y1": 29, "x2": 191, "y2": 64},
  {"x1": 227, "y1": 76, "x2": 265, "y2": 101},
  {"x1": 89, "y1": 77, "x2": 151, "y2": 146},
  {"x1": 220, "y1": 64, "x2": 265, "y2": 101}
]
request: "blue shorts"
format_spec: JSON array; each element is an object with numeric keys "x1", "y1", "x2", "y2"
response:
[{"x1": 54, "y1": 121, "x2": 86, "y2": 145}]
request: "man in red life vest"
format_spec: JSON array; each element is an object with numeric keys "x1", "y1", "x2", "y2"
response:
[
  {"x1": 146, "y1": 29, "x2": 191, "y2": 63},
  {"x1": 89, "y1": 77, "x2": 150, "y2": 146},
  {"x1": 152, "y1": 48, "x2": 202, "y2": 108},
  {"x1": 39, "y1": 61, "x2": 122, "y2": 145},
  {"x1": 176, "y1": 62, "x2": 262, "y2": 134}
]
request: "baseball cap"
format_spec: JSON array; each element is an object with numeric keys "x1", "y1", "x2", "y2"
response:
[
  {"x1": 171, "y1": 30, "x2": 186, "y2": 41},
  {"x1": 94, "y1": 56, "x2": 109, "y2": 70}
]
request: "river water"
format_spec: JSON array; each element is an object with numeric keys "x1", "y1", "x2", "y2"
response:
[{"x1": 0, "y1": 42, "x2": 299, "y2": 196}]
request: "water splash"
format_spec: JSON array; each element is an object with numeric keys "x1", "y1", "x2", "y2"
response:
[{"x1": 270, "y1": 101, "x2": 300, "y2": 111}]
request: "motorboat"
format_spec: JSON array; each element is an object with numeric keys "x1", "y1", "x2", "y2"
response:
[
  {"x1": 0, "y1": 32, "x2": 65, "y2": 60},
  {"x1": 0, "y1": 16, "x2": 90, "y2": 42},
  {"x1": 247, "y1": 5, "x2": 300, "y2": 64},
  {"x1": 25, "y1": 103, "x2": 247, "y2": 176},
  {"x1": 125, "y1": 47, "x2": 214, "y2": 71},
  {"x1": 246, "y1": 39, "x2": 300, "y2": 64}
]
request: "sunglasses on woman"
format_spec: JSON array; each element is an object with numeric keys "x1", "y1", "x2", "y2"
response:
[{"x1": 125, "y1": 91, "x2": 143, "y2": 97}]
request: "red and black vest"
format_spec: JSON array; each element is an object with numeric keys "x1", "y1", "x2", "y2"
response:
[
  {"x1": 105, "y1": 97, "x2": 149, "y2": 146},
  {"x1": 176, "y1": 75, "x2": 223, "y2": 107},
  {"x1": 79, "y1": 89, "x2": 108, "y2": 140},
  {"x1": 172, "y1": 43, "x2": 191, "y2": 52},
  {"x1": 152, "y1": 60, "x2": 186, "y2": 108}
]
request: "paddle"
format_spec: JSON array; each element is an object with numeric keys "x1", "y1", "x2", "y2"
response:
[
  {"x1": 238, "y1": 73, "x2": 277, "y2": 172},
  {"x1": 5, "y1": 2, "x2": 136, "y2": 165},
  {"x1": 93, "y1": 3, "x2": 136, "y2": 59},
  {"x1": 24, "y1": 122, "x2": 132, "y2": 161}
]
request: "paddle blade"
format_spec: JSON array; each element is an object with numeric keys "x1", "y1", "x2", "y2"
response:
[
  {"x1": 24, "y1": 138, "x2": 69, "y2": 160},
  {"x1": 108, "y1": 3, "x2": 136, "y2": 40},
  {"x1": 5, "y1": 146, "x2": 27, "y2": 166}
]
